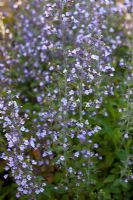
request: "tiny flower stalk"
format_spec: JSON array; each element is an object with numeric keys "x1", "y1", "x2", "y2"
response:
[
  {"x1": 59, "y1": 0, "x2": 69, "y2": 187},
  {"x1": 78, "y1": 69, "x2": 83, "y2": 122}
]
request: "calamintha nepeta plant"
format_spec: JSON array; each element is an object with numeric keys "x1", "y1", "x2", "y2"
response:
[{"x1": 0, "y1": 0, "x2": 132, "y2": 199}]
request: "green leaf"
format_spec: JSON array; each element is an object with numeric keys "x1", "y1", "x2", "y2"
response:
[
  {"x1": 104, "y1": 175, "x2": 115, "y2": 183},
  {"x1": 115, "y1": 149, "x2": 128, "y2": 162}
]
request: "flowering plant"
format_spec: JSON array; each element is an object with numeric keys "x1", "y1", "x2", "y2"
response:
[{"x1": 0, "y1": 0, "x2": 132, "y2": 199}]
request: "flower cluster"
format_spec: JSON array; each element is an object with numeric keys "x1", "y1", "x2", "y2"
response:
[{"x1": 0, "y1": 97, "x2": 47, "y2": 197}]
